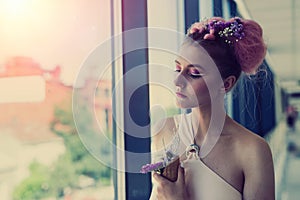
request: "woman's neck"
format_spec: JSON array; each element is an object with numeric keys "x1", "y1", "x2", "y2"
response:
[{"x1": 191, "y1": 101, "x2": 227, "y2": 146}]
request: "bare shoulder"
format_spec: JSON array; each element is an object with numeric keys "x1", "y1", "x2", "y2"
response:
[
  {"x1": 228, "y1": 121, "x2": 273, "y2": 168},
  {"x1": 230, "y1": 122, "x2": 275, "y2": 199},
  {"x1": 233, "y1": 125, "x2": 273, "y2": 165}
]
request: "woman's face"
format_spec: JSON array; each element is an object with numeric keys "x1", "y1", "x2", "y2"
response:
[{"x1": 173, "y1": 42, "x2": 223, "y2": 109}]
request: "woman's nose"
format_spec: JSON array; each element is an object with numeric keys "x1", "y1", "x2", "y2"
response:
[{"x1": 173, "y1": 72, "x2": 186, "y2": 88}]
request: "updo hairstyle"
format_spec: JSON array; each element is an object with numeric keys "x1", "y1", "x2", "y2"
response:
[{"x1": 186, "y1": 17, "x2": 267, "y2": 80}]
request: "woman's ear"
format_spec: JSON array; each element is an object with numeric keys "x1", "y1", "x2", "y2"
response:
[{"x1": 223, "y1": 75, "x2": 236, "y2": 92}]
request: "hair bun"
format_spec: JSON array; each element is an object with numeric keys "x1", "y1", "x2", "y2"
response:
[{"x1": 233, "y1": 18, "x2": 267, "y2": 74}]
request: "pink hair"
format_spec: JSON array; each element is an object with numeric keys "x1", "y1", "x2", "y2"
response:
[
  {"x1": 188, "y1": 17, "x2": 267, "y2": 75},
  {"x1": 233, "y1": 19, "x2": 267, "y2": 74}
]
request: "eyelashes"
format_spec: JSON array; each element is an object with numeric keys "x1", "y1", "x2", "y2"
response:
[
  {"x1": 174, "y1": 69, "x2": 204, "y2": 79},
  {"x1": 190, "y1": 73, "x2": 203, "y2": 78}
]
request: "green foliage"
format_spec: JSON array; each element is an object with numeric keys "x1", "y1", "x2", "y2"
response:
[
  {"x1": 75, "y1": 154, "x2": 111, "y2": 181},
  {"x1": 52, "y1": 104, "x2": 112, "y2": 183},
  {"x1": 13, "y1": 162, "x2": 51, "y2": 200},
  {"x1": 64, "y1": 134, "x2": 87, "y2": 162},
  {"x1": 54, "y1": 106, "x2": 72, "y2": 126},
  {"x1": 13, "y1": 104, "x2": 113, "y2": 199},
  {"x1": 48, "y1": 153, "x2": 77, "y2": 197}
]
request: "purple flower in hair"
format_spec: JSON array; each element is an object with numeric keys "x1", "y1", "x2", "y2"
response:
[
  {"x1": 202, "y1": 17, "x2": 245, "y2": 44},
  {"x1": 217, "y1": 18, "x2": 245, "y2": 43}
]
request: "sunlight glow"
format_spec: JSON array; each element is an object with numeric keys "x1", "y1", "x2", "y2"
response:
[{"x1": 0, "y1": 0, "x2": 28, "y2": 15}]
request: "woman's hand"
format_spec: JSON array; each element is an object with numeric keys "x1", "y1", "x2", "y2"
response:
[{"x1": 153, "y1": 165, "x2": 189, "y2": 200}]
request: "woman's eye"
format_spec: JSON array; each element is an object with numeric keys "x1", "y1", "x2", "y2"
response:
[
  {"x1": 189, "y1": 70, "x2": 203, "y2": 78},
  {"x1": 190, "y1": 73, "x2": 203, "y2": 78},
  {"x1": 174, "y1": 67, "x2": 181, "y2": 72}
]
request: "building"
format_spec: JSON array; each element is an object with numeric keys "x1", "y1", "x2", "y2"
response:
[{"x1": 0, "y1": 56, "x2": 73, "y2": 143}]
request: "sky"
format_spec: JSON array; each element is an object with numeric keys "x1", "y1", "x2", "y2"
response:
[{"x1": 0, "y1": 0, "x2": 111, "y2": 85}]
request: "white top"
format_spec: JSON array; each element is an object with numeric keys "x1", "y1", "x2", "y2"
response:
[{"x1": 149, "y1": 113, "x2": 242, "y2": 200}]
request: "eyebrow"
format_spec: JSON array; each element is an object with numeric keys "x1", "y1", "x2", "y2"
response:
[{"x1": 175, "y1": 60, "x2": 205, "y2": 70}]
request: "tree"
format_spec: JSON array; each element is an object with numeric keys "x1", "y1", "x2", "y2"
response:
[{"x1": 13, "y1": 103, "x2": 112, "y2": 199}]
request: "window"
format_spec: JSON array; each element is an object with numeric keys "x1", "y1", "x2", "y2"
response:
[
  {"x1": 0, "y1": 1, "x2": 116, "y2": 199},
  {"x1": 148, "y1": 0, "x2": 185, "y2": 125}
]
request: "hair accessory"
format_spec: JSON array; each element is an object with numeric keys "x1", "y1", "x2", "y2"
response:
[{"x1": 190, "y1": 17, "x2": 245, "y2": 44}]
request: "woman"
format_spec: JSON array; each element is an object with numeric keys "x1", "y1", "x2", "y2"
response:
[{"x1": 150, "y1": 17, "x2": 275, "y2": 199}]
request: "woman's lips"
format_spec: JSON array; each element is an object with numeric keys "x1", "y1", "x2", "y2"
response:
[{"x1": 176, "y1": 92, "x2": 187, "y2": 98}]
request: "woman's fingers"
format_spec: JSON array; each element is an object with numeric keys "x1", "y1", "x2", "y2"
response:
[
  {"x1": 153, "y1": 172, "x2": 167, "y2": 184},
  {"x1": 153, "y1": 168, "x2": 188, "y2": 200},
  {"x1": 177, "y1": 165, "x2": 185, "y2": 184}
]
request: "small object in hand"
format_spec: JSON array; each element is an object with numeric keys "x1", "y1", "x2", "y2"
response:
[
  {"x1": 140, "y1": 161, "x2": 164, "y2": 174},
  {"x1": 155, "y1": 156, "x2": 180, "y2": 182}
]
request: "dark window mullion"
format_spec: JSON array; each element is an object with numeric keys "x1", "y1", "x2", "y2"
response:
[
  {"x1": 213, "y1": 0, "x2": 223, "y2": 16},
  {"x1": 228, "y1": 0, "x2": 238, "y2": 17},
  {"x1": 121, "y1": 0, "x2": 151, "y2": 199},
  {"x1": 184, "y1": 0, "x2": 199, "y2": 32}
]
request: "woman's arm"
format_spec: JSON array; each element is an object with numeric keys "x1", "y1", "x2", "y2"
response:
[
  {"x1": 150, "y1": 117, "x2": 190, "y2": 200},
  {"x1": 242, "y1": 137, "x2": 275, "y2": 200}
]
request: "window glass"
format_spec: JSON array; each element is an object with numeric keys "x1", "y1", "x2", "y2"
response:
[
  {"x1": 0, "y1": 1, "x2": 115, "y2": 199},
  {"x1": 147, "y1": 0, "x2": 184, "y2": 125}
]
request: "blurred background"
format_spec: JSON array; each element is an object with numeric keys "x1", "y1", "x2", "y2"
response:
[
  {"x1": 245, "y1": 0, "x2": 300, "y2": 98},
  {"x1": 0, "y1": 0, "x2": 299, "y2": 200}
]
